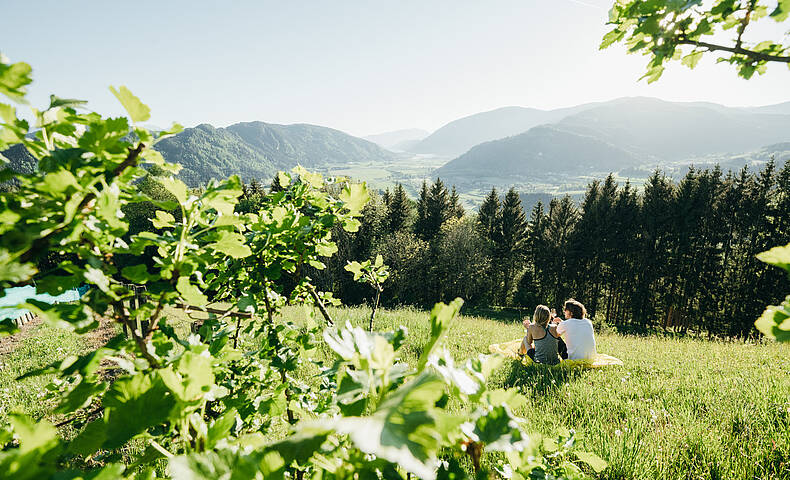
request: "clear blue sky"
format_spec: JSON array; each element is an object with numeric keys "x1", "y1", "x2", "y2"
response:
[{"x1": 2, "y1": 0, "x2": 789, "y2": 137}]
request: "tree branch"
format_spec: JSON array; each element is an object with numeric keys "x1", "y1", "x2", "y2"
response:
[
  {"x1": 735, "y1": 0, "x2": 756, "y2": 51},
  {"x1": 306, "y1": 283, "x2": 334, "y2": 326},
  {"x1": 114, "y1": 300, "x2": 160, "y2": 368},
  {"x1": 677, "y1": 36, "x2": 790, "y2": 64},
  {"x1": 19, "y1": 142, "x2": 146, "y2": 264}
]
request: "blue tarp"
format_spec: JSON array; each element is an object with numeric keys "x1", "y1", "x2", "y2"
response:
[{"x1": 0, "y1": 285, "x2": 82, "y2": 321}]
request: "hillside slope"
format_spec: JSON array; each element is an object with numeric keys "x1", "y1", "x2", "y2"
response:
[
  {"x1": 558, "y1": 97, "x2": 790, "y2": 160},
  {"x1": 155, "y1": 121, "x2": 398, "y2": 186},
  {"x1": 435, "y1": 98, "x2": 790, "y2": 181},
  {"x1": 363, "y1": 128, "x2": 428, "y2": 150},
  {"x1": 409, "y1": 105, "x2": 594, "y2": 157},
  {"x1": 435, "y1": 125, "x2": 637, "y2": 178}
]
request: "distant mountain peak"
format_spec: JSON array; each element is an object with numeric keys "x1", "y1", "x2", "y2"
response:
[{"x1": 154, "y1": 121, "x2": 397, "y2": 187}]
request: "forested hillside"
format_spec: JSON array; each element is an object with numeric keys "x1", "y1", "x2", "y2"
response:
[
  {"x1": 154, "y1": 121, "x2": 398, "y2": 186},
  {"x1": 2, "y1": 121, "x2": 399, "y2": 188}
]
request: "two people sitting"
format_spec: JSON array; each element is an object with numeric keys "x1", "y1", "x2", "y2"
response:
[{"x1": 518, "y1": 298, "x2": 597, "y2": 365}]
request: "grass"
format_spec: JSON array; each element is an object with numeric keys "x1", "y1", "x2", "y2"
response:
[
  {"x1": 285, "y1": 305, "x2": 790, "y2": 480},
  {"x1": 0, "y1": 322, "x2": 96, "y2": 422},
  {"x1": 1, "y1": 305, "x2": 788, "y2": 479}
]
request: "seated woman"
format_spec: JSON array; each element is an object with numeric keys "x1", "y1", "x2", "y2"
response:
[
  {"x1": 518, "y1": 305, "x2": 562, "y2": 365},
  {"x1": 556, "y1": 298, "x2": 597, "y2": 360}
]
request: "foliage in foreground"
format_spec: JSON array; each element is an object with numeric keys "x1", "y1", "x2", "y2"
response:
[
  {"x1": 602, "y1": 0, "x2": 790, "y2": 82},
  {"x1": 755, "y1": 243, "x2": 790, "y2": 342},
  {"x1": 0, "y1": 55, "x2": 604, "y2": 478}
]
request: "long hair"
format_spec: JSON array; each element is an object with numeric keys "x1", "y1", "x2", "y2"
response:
[
  {"x1": 563, "y1": 298, "x2": 587, "y2": 319},
  {"x1": 533, "y1": 304, "x2": 551, "y2": 327}
]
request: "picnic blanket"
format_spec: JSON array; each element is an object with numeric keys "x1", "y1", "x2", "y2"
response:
[{"x1": 488, "y1": 339, "x2": 623, "y2": 368}]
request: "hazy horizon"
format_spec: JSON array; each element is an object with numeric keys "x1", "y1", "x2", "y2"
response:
[{"x1": 3, "y1": 0, "x2": 790, "y2": 138}]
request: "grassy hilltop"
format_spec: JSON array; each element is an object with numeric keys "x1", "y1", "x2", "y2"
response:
[{"x1": 1, "y1": 306, "x2": 788, "y2": 479}]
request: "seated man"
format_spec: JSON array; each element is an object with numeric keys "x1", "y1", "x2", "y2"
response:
[{"x1": 556, "y1": 298, "x2": 597, "y2": 360}]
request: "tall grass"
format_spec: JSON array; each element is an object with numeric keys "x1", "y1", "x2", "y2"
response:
[
  {"x1": 284, "y1": 305, "x2": 790, "y2": 480},
  {"x1": 1, "y1": 305, "x2": 788, "y2": 479}
]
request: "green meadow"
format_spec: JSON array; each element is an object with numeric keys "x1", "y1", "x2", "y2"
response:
[{"x1": 1, "y1": 306, "x2": 788, "y2": 479}]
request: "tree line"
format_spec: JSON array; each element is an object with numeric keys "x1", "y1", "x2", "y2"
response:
[
  {"x1": 118, "y1": 159, "x2": 788, "y2": 338},
  {"x1": 235, "y1": 161, "x2": 785, "y2": 338}
]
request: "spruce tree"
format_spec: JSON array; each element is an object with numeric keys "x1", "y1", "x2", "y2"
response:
[
  {"x1": 477, "y1": 187, "x2": 500, "y2": 241},
  {"x1": 250, "y1": 178, "x2": 263, "y2": 195},
  {"x1": 387, "y1": 183, "x2": 412, "y2": 233},
  {"x1": 414, "y1": 180, "x2": 430, "y2": 239},
  {"x1": 526, "y1": 201, "x2": 549, "y2": 303},
  {"x1": 496, "y1": 187, "x2": 529, "y2": 305},
  {"x1": 450, "y1": 185, "x2": 465, "y2": 219},
  {"x1": 546, "y1": 195, "x2": 579, "y2": 307},
  {"x1": 423, "y1": 178, "x2": 451, "y2": 241}
]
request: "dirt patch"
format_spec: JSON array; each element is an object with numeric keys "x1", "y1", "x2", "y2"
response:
[
  {"x1": 0, "y1": 315, "x2": 120, "y2": 357},
  {"x1": 0, "y1": 315, "x2": 43, "y2": 355},
  {"x1": 83, "y1": 316, "x2": 122, "y2": 350}
]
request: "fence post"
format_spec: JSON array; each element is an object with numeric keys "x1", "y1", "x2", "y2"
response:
[{"x1": 139, "y1": 287, "x2": 150, "y2": 335}]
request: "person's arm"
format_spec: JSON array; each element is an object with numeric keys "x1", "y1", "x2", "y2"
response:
[
  {"x1": 549, "y1": 324, "x2": 559, "y2": 337},
  {"x1": 518, "y1": 328, "x2": 534, "y2": 355},
  {"x1": 555, "y1": 321, "x2": 566, "y2": 338},
  {"x1": 518, "y1": 336, "x2": 528, "y2": 355}
]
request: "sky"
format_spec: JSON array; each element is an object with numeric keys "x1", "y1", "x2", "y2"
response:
[{"x1": 2, "y1": 0, "x2": 789, "y2": 137}]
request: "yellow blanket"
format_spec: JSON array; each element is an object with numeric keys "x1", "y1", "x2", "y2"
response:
[{"x1": 488, "y1": 339, "x2": 623, "y2": 368}]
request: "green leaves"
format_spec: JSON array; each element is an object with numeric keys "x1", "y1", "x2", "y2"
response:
[
  {"x1": 755, "y1": 296, "x2": 790, "y2": 342},
  {"x1": 0, "y1": 51, "x2": 592, "y2": 480},
  {"x1": 209, "y1": 231, "x2": 252, "y2": 259},
  {"x1": 320, "y1": 373, "x2": 447, "y2": 480},
  {"x1": 0, "y1": 414, "x2": 61, "y2": 480},
  {"x1": 161, "y1": 176, "x2": 189, "y2": 203},
  {"x1": 109, "y1": 85, "x2": 151, "y2": 123},
  {"x1": 755, "y1": 243, "x2": 790, "y2": 342},
  {"x1": 101, "y1": 373, "x2": 176, "y2": 449},
  {"x1": 344, "y1": 254, "x2": 389, "y2": 287},
  {"x1": 417, "y1": 298, "x2": 463, "y2": 371},
  {"x1": 160, "y1": 351, "x2": 216, "y2": 402},
  {"x1": 757, "y1": 243, "x2": 790, "y2": 272},
  {"x1": 681, "y1": 50, "x2": 704, "y2": 69},
  {"x1": 177, "y1": 276, "x2": 209, "y2": 306},
  {"x1": 339, "y1": 183, "x2": 370, "y2": 216},
  {"x1": 574, "y1": 450, "x2": 608, "y2": 473},
  {"x1": 771, "y1": 0, "x2": 790, "y2": 21},
  {"x1": 601, "y1": 0, "x2": 790, "y2": 81},
  {"x1": 152, "y1": 210, "x2": 176, "y2": 229},
  {"x1": 0, "y1": 54, "x2": 33, "y2": 102}
]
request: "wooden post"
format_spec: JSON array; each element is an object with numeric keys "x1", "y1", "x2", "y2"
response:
[{"x1": 138, "y1": 288, "x2": 150, "y2": 335}]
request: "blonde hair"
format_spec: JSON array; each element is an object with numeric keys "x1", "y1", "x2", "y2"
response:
[{"x1": 533, "y1": 305, "x2": 551, "y2": 327}]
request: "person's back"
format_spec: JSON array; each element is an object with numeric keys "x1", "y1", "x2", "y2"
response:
[
  {"x1": 556, "y1": 299, "x2": 597, "y2": 360},
  {"x1": 519, "y1": 305, "x2": 561, "y2": 365},
  {"x1": 556, "y1": 318, "x2": 596, "y2": 360},
  {"x1": 532, "y1": 323, "x2": 560, "y2": 365}
]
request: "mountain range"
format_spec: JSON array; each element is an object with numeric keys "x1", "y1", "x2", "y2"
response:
[
  {"x1": 408, "y1": 105, "x2": 594, "y2": 157},
  {"x1": 363, "y1": 128, "x2": 428, "y2": 151},
  {"x1": 3, "y1": 97, "x2": 789, "y2": 196},
  {"x1": 434, "y1": 97, "x2": 790, "y2": 180},
  {"x1": 154, "y1": 121, "x2": 397, "y2": 186}
]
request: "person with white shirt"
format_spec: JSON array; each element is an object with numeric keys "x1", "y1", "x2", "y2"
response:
[{"x1": 555, "y1": 298, "x2": 597, "y2": 360}]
